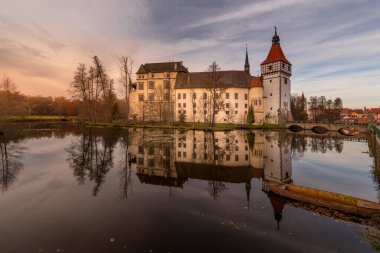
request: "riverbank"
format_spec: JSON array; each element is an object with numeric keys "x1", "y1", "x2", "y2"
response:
[
  {"x1": 0, "y1": 116, "x2": 281, "y2": 131},
  {"x1": 82, "y1": 120, "x2": 281, "y2": 131}
]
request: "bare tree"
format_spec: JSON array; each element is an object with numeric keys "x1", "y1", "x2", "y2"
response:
[
  {"x1": 189, "y1": 89, "x2": 197, "y2": 128},
  {"x1": 1, "y1": 76, "x2": 17, "y2": 93},
  {"x1": 204, "y1": 62, "x2": 226, "y2": 127},
  {"x1": 118, "y1": 55, "x2": 133, "y2": 122}
]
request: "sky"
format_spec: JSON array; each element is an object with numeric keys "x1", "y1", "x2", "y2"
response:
[{"x1": 0, "y1": 0, "x2": 379, "y2": 108}]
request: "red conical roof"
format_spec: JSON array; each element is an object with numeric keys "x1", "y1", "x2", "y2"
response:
[{"x1": 261, "y1": 43, "x2": 291, "y2": 65}]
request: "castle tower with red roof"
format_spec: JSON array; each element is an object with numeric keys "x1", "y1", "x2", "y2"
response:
[{"x1": 260, "y1": 27, "x2": 292, "y2": 124}]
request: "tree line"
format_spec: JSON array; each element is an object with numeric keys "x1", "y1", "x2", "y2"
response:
[
  {"x1": 291, "y1": 94, "x2": 343, "y2": 122},
  {"x1": 0, "y1": 76, "x2": 81, "y2": 117}
]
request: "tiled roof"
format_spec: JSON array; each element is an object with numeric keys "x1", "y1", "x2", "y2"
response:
[
  {"x1": 136, "y1": 62, "x2": 188, "y2": 74},
  {"x1": 261, "y1": 44, "x2": 291, "y2": 65},
  {"x1": 175, "y1": 71, "x2": 250, "y2": 89},
  {"x1": 250, "y1": 76, "x2": 263, "y2": 88}
]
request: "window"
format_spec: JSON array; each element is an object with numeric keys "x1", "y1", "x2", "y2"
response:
[
  {"x1": 164, "y1": 80, "x2": 170, "y2": 89},
  {"x1": 235, "y1": 93, "x2": 238, "y2": 99},
  {"x1": 244, "y1": 94, "x2": 248, "y2": 100},
  {"x1": 193, "y1": 103, "x2": 196, "y2": 108},
  {"x1": 148, "y1": 81, "x2": 154, "y2": 89},
  {"x1": 183, "y1": 152, "x2": 187, "y2": 158},
  {"x1": 164, "y1": 93, "x2": 169, "y2": 101},
  {"x1": 151, "y1": 74, "x2": 154, "y2": 78},
  {"x1": 204, "y1": 103, "x2": 207, "y2": 108},
  {"x1": 178, "y1": 103, "x2": 181, "y2": 108},
  {"x1": 138, "y1": 82, "x2": 144, "y2": 90},
  {"x1": 284, "y1": 77, "x2": 288, "y2": 84},
  {"x1": 226, "y1": 111, "x2": 229, "y2": 115},
  {"x1": 270, "y1": 93, "x2": 272, "y2": 96},
  {"x1": 183, "y1": 93, "x2": 186, "y2": 99},
  {"x1": 245, "y1": 154, "x2": 249, "y2": 161},
  {"x1": 235, "y1": 111, "x2": 238, "y2": 114},
  {"x1": 235, "y1": 103, "x2": 238, "y2": 108},
  {"x1": 226, "y1": 93, "x2": 229, "y2": 99},
  {"x1": 245, "y1": 104, "x2": 247, "y2": 108},
  {"x1": 226, "y1": 155, "x2": 230, "y2": 161},
  {"x1": 178, "y1": 142, "x2": 182, "y2": 148},
  {"x1": 138, "y1": 146, "x2": 144, "y2": 154},
  {"x1": 148, "y1": 148, "x2": 154, "y2": 155},
  {"x1": 178, "y1": 93, "x2": 181, "y2": 99},
  {"x1": 178, "y1": 152, "x2": 181, "y2": 158},
  {"x1": 282, "y1": 63, "x2": 285, "y2": 68},
  {"x1": 235, "y1": 155, "x2": 239, "y2": 161},
  {"x1": 203, "y1": 93, "x2": 207, "y2": 99},
  {"x1": 148, "y1": 93, "x2": 154, "y2": 101},
  {"x1": 194, "y1": 110, "x2": 196, "y2": 114},
  {"x1": 137, "y1": 157, "x2": 144, "y2": 165},
  {"x1": 193, "y1": 93, "x2": 197, "y2": 99},
  {"x1": 138, "y1": 94, "x2": 144, "y2": 101},
  {"x1": 268, "y1": 65, "x2": 272, "y2": 71},
  {"x1": 235, "y1": 146, "x2": 239, "y2": 151},
  {"x1": 226, "y1": 103, "x2": 229, "y2": 108},
  {"x1": 183, "y1": 103, "x2": 186, "y2": 108}
]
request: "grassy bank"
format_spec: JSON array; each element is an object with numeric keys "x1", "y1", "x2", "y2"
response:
[
  {"x1": 0, "y1": 116, "x2": 282, "y2": 130},
  {"x1": 82, "y1": 120, "x2": 281, "y2": 131},
  {"x1": 0, "y1": 116, "x2": 76, "y2": 122}
]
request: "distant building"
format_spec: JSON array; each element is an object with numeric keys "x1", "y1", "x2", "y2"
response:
[{"x1": 129, "y1": 28, "x2": 292, "y2": 125}]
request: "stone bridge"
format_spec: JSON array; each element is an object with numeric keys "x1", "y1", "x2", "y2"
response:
[{"x1": 286, "y1": 122, "x2": 369, "y2": 134}]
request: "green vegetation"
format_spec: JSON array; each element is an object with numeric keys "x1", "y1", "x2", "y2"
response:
[
  {"x1": 0, "y1": 116, "x2": 76, "y2": 122},
  {"x1": 82, "y1": 120, "x2": 281, "y2": 131}
]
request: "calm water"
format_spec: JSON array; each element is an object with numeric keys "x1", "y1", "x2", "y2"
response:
[{"x1": 0, "y1": 123, "x2": 379, "y2": 253}]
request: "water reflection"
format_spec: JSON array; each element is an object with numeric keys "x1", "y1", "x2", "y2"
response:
[
  {"x1": 66, "y1": 127, "x2": 120, "y2": 196},
  {"x1": 0, "y1": 131, "x2": 26, "y2": 191}
]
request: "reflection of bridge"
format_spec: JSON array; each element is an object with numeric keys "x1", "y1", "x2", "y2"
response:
[{"x1": 287, "y1": 122, "x2": 369, "y2": 133}]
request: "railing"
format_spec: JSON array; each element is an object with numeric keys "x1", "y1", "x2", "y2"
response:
[
  {"x1": 373, "y1": 124, "x2": 380, "y2": 139},
  {"x1": 289, "y1": 121, "x2": 369, "y2": 127}
]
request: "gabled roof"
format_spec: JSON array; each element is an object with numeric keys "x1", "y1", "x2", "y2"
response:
[
  {"x1": 250, "y1": 76, "x2": 263, "y2": 88},
  {"x1": 261, "y1": 43, "x2": 291, "y2": 65},
  {"x1": 136, "y1": 61, "x2": 188, "y2": 74},
  {"x1": 175, "y1": 71, "x2": 250, "y2": 89}
]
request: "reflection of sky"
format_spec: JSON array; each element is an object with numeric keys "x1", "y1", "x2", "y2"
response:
[
  {"x1": 0, "y1": 132, "x2": 376, "y2": 252},
  {"x1": 292, "y1": 140, "x2": 377, "y2": 202}
]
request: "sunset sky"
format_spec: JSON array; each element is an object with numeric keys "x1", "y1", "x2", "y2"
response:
[{"x1": 1, "y1": 0, "x2": 379, "y2": 108}]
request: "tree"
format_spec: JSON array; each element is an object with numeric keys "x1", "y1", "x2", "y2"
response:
[
  {"x1": 118, "y1": 55, "x2": 133, "y2": 122},
  {"x1": 204, "y1": 62, "x2": 226, "y2": 127},
  {"x1": 247, "y1": 105, "x2": 254, "y2": 124},
  {"x1": 333, "y1": 97, "x2": 343, "y2": 121},
  {"x1": 70, "y1": 56, "x2": 116, "y2": 122},
  {"x1": 308, "y1": 96, "x2": 318, "y2": 122}
]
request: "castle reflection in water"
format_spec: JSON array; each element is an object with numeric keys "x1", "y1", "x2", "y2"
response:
[{"x1": 130, "y1": 129, "x2": 292, "y2": 189}]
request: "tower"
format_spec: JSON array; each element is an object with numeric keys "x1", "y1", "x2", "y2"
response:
[
  {"x1": 244, "y1": 45, "x2": 250, "y2": 75},
  {"x1": 260, "y1": 27, "x2": 292, "y2": 124}
]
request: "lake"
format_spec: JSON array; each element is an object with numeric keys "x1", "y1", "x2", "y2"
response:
[{"x1": 0, "y1": 123, "x2": 379, "y2": 253}]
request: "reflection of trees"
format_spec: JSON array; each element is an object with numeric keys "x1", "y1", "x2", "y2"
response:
[
  {"x1": 66, "y1": 127, "x2": 120, "y2": 196},
  {"x1": 206, "y1": 181, "x2": 227, "y2": 200},
  {"x1": 118, "y1": 132, "x2": 133, "y2": 199},
  {"x1": 0, "y1": 134, "x2": 25, "y2": 191},
  {"x1": 289, "y1": 135, "x2": 344, "y2": 158}
]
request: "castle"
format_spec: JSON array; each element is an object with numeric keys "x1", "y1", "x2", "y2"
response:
[{"x1": 129, "y1": 28, "x2": 292, "y2": 125}]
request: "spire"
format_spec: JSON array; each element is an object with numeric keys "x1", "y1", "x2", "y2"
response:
[
  {"x1": 272, "y1": 26, "x2": 280, "y2": 44},
  {"x1": 244, "y1": 44, "x2": 250, "y2": 75},
  {"x1": 245, "y1": 180, "x2": 251, "y2": 209}
]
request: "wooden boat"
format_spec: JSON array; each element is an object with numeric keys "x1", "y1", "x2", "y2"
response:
[
  {"x1": 265, "y1": 181, "x2": 380, "y2": 217},
  {"x1": 339, "y1": 127, "x2": 360, "y2": 136}
]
